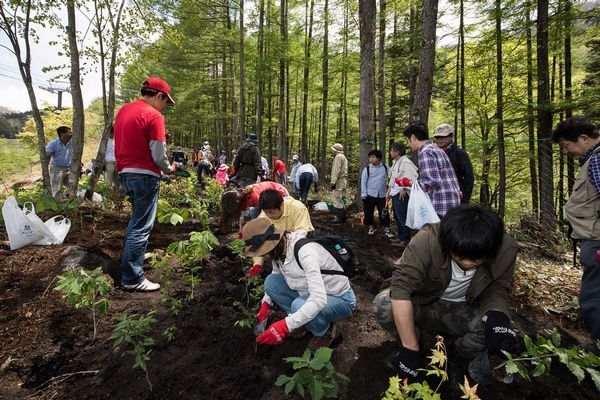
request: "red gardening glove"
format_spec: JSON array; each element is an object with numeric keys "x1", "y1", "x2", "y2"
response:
[
  {"x1": 256, "y1": 319, "x2": 289, "y2": 345},
  {"x1": 246, "y1": 263, "x2": 261, "y2": 280},
  {"x1": 256, "y1": 301, "x2": 271, "y2": 323},
  {"x1": 395, "y1": 177, "x2": 412, "y2": 187}
]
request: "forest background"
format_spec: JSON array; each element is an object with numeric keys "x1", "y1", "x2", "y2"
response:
[{"x1": 1, "y1": 0, "x2": 600, "y2": 233}]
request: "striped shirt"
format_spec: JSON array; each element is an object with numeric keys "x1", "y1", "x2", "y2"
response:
[
  {"x1": 417, "y1": 141, "x2": 461, "y2": 216},
  {"x1": 580, "y1": 143, "x2": 600, "y2": 198}
]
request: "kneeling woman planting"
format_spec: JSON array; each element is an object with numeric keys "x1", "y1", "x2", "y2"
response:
[{"x1": 242, "y1": 218, "x2": 356, "y2": 351}]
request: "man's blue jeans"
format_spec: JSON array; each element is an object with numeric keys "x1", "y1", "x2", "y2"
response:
[
  {"x1": 119, "y1": 173, "x2": 160, "y2": 285},
  {"x1": 392, "y1": 193, "x2": 411, "y2": 243},
  {"x1": 298, "y1": 172, "x2": 313, "y2": 203},
  {"x1": 264, "y1": 273, "x2": 356, "y2": 337}
]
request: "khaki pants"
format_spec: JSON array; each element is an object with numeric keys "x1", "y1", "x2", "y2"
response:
[
  {"x1": 50, "y1": 164, "x2": 69, "y2": 201},
  {"x1": 331, "y1": 178, "x2": 347, "y2": 209},
  {"x1": 104, "y1": 161, "x2": 118, "y2": 188}
]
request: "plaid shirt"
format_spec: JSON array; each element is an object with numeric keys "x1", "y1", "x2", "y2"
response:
[
  {"x1": 417, "y1": 141, "x2": 462, "y2": 216},
  {"x1": 579, "y1": 143, "x2": 600, "y2": 198}
]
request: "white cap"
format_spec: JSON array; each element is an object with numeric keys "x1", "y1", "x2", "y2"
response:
[
  {"x1": 204, "y1": 141, "x2": 209, "y2": 145},
  {"x1": 292, "y1": 155, "x2": 299, "y2": 160}
]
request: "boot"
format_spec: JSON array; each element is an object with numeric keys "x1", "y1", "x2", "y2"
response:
[{"x1": 339, "y1": 208, "x2": 348, "y2": 223}]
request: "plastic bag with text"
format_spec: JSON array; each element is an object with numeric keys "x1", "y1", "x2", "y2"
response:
[{"x1": 405, "y1": 181, "x2": 440, "y2": 230}]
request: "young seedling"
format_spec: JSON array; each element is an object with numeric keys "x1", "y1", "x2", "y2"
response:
[
  {"x1": 54, "y1": 267, "x2": 110, "y2": 339},
  {"x1": 109, "y1": 312, "x2": 157, "y2": 391},
  {"x1": 498, "y1": 328, "x2": 600, "y2": 390},
  {"x1": 163, "y1": 324, "x2": 177, "y2": 343},
  {"x1": 275, "y1": 347, "x2": 350, "y2": 400}
]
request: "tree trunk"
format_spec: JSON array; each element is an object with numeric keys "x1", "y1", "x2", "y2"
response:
[
  {"x1": 410, "y1": 0, "x2": 438, "y2": 124},
  {"x1": 300, "y1": 0, "x2": 314, "y2": 161},
  {"x1": 239, "y1": 0, "x2": 246, "y2": 140},
  {"x1": 564, "y1": 0, "x2": 575, "y2": 193},
  {"x1": 256, "y1": 0, "x2": 265, "y2": 142},
  {"x1": 459, "y1": 0, "x2": 466, "y2": 148},
  {"x1": 320, "y1": 0, "x2": 329, "y2": 179},
  {"x1": 66, "y1": 0, "x2": 84, "y2": 196},
  {"x1": 86, "y1": 0, "x2": 125, "y2": 199},
  {"x1": 495, "y1": 0, "x2": 505, "y2": 218},
  {"x1": 537, "y1": 0, "x2": 556, "y2": 229},
  {"x1": 526, "y1": 0, "x2": 539, "y2": 219},
  {"x1": 277, "y1": 0, "x2": 287, "y2": 160},
  {"x1": 377, "y1": 0, "x2": 386, "y2": 154},
  {"x1": 359, "y1": 0, "x2": 376, "y2": 201},
  {"x1": 388, "y1": 10, "x2": 398, "y2": 164}
]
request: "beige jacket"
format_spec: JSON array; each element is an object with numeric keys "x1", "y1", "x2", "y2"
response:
[
  {"x1": 330, "y1": 153, "x2": 348, "y2": 185},
  {"x1": 566, "y1": 145, "x2": 600, "y2": 240}
]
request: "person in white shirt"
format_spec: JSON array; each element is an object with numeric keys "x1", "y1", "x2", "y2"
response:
[
  {"x1": 289, "y1": 155, "x2": 302, "y2": 196},
  {"x1": 386, "y1": 142, "x2": 418, "y2": 246},
  {"x1": 242, "y1": 218, "x2": 356, "y2": 351},
  {"x1": 260, "y1": 156, "x2": 270, "y2": 181},
  {"x1": 104, "y1": 127, "x2": 118, "y2": 189},
  {"x1": 294, "y1": 162, "x2": 318, "y2": 204}
]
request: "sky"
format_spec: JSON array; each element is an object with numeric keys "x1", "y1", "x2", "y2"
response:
[{"x1": 0, "y1": 0, "x2": 468, "y2": 114}]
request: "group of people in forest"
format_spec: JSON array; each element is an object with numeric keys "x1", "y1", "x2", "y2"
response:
[{"x1": 101, "y1": 77, "x2": 598, "y2": 389}]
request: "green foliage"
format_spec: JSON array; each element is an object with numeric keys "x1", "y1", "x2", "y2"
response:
[
  {"x1": 157, "y1": 199, "x2": 191, "y2": 225},
  {"x1": 167, "y1": 230, "x2": 219, "y2": 299},
  {"x1": 204, "y1": 178, "x2": 224, "y2": 211},
  {"x1": 54, "y1": 267, "x2": 110, "y2": 339},
  {"x1": 0, "y1": 138, "x2": 37, "y2": 183},
  {"x1": 162, "y1": 324, "x2": 177, "y2": 343},
  {"x1": 227, "y1": 238, "x2": 249, "y2": 262},
  {"x1": 233, "y1": 300, "x2": 257, "y2": 329},
  {"x1": 500, "y1": 328, "x2": 600, "y2": 390},
  {"x1": 275, "y1": 348, "x2": 350, "y2": 400},
  {"x1": 158, "y1": 176, "x2": 209, "y2": 228},
  {"x1": 109, "y1": 312, "x2": 157, "y2": 391}
]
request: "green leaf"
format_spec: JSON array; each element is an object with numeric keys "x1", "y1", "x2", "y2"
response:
[
  {"x1": 505, "y1": 359, "x2": 519, "y2": 375},
  {"x1": 585, "y1": 368, "x2": 600, "y2": 392},
  {"x1": 551, "y1": 328, "x2": 562, "y2": 347},
  {"x1": 274, "y1": 374, "x2": 291, "y2": 387},
  {"x1": 308, "y1": 378, "x2": 323, "y2": 400},
  {"x1": 309, "y1": 357, "x2": 326, "y2": 371},
  {"x1": 170, "y1": 213, "x2": 184, "y2": 225},
  {"x1": 532, "y1": 363, "x2": 546, "y2": 377},
  {"x1": 284, "y1": 379, "x2": 295, "y2": 395},
  {"x1": 567, "y1": 362, "x2": 585, "y2": 382},
  {"x1": 524, "y1": 335, "x2": 533, "y2": 351},
  {"x1": 314, "y1": 347, "x2": 333, "y2": 364},
  {"x1": 296, "y1": 381, "x2": 305, "y2": 397}
]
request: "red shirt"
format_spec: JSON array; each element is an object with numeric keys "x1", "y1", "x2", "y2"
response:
[
  {"x1": 242, "y1": 182, "x2": 289, "y2": 209},
  {"x1": 273, "y1": 159, "x2": 287, "y2": 176},
  {"x1": 114, "y1": 99, "x2": 165, "y2": 174}
]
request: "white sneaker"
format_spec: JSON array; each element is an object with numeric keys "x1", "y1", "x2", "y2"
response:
[
  {"x1": 384, "y1": 231, "x2": 395, "y2": 239},
  {"x1": 121, "y1": 278, "x2": 160, "y2": 292},
  {"x1": 368, "y1": 227, "x2": 376, "y2": 235}
]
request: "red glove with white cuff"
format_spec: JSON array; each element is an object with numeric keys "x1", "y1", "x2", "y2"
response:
[
  {"x1": 246, "y1": 263, "x2": 262, "y2": 280},
  {"x1": 256, "y1": 319, "x2": 289, "y2": 345},
  {"x1": 256, "y1": 301, "x2": 271, "y2": 323}
]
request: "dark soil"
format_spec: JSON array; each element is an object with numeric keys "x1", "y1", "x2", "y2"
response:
[{"x1": 0, "y1": 205, "x2": 598, "y2": 400}]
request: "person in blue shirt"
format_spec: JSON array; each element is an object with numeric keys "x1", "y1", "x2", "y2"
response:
[
  {"x1": 361, "y1": 149, "x2": 391, "y2": 236},
  {"x1": 45, "y1": 126, "x2": 73, "y2": 201}
]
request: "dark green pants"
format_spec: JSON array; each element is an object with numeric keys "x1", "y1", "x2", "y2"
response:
[{"x1": 373, "y1": 288, "x2": 486, "y2": 359}]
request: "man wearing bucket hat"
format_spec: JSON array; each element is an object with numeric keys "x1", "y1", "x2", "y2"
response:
[
  {"x1": 330, "y1": 143, "x2": 349, "y2": 223},
  {"x1": 372, "y1": 206, "x2": 518, "y2": 385},
  {"x1": 114, "y1": 77, "x2": 176, "y2": 292},
  {"x1": 234, "y1": 133, "x2": 264, "y2": 187},
  {"x1": 433, "y1": 124, "x2": 474, "y2": 205},
  {"x1": 243, "y1": 218, "x2": 356, "y2": 351}
]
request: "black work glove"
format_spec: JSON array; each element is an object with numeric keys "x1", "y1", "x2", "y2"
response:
[
  {"x1": 330, "y1": 183, "x2": 336, "y2": 191},
  {"x1": 392, "y1": 347, "x2": 420, "y2": 381},
  {"x1": 485, "y1": 310, "x2": 517, "y2": 356}
]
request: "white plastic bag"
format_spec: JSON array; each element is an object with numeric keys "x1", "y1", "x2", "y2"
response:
[
  {"x1": 405, "y1": 181, "x2": 440, "y2": 230},
  {"x1": 2, "y1": 197, "x2": 48, "y2": 250},
  {"x1": 312, "y1": 201, "x2": 329, "y2": 211},
  {"x1": 76, "y1": 190, "x2": 103, "y2": 203},
  {"x1": 35, "y1": 215, "x2": 71, "y2": 245}
]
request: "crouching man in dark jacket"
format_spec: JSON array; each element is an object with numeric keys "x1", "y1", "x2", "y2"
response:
[{"x1": 372, "y1": 206, "x2": 519, "y2": 383}]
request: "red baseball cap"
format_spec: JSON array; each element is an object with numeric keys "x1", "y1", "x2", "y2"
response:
[{"x1": 142, "y1": 77, "x2": 175, "y2": 104}]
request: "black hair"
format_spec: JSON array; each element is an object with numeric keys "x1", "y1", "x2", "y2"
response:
[
  {"x1": 259, "y1": 189, "x2": 284, "y2": 211},
  {"x1": 552, "y1": 116, "x2": 599, "y2": 143},
  {"x1": 390, "y1": 142, "x2": 407, "y2": 156},
  {"x1": 403, "y1": 122, "x2": 429, "y2": 140},
  {"x1": 57, "y1": 126, "x2": 71, "y2": 136},
  {"x1": 368, "y1": 149, "x2": 383, "y2": 159},
  {"x1": 220, "y1": 189, "x2": 242, "y2": 234},
  {"x1": 439, "y1": 206, "x2": 504, "y2": 261},
  {"x1": 141, "y1": 87, "x2": 162, "y2": 98}
]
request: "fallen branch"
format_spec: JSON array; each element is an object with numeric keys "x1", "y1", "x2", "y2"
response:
[{"x1": 34, "y1": 370, "x2": 100, "y2": 391}]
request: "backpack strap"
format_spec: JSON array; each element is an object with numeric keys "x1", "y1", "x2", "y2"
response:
[{"x1": 293, "y1": 238, "x2": 347, "y2": 276}]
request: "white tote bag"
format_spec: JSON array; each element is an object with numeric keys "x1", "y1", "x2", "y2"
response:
[
  {"x1": 35, "y1": 215, "x2": 71, "y2": 245},
  {"x1": 2, "y1": 197, "x2": 48, "y2": 250},
  {"x1": 22, "y1": 202, "x2": 59, "y2": 246},
  {"x1": 405, "y1": 181, "x2": 440, "y2": 230}
]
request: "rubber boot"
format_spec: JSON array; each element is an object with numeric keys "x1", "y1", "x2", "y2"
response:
[{"x1": 332, "y1": 208, "x2": 344, "y2": 224}]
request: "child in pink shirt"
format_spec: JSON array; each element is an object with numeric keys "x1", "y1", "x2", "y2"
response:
[{"x1": 215, "y1": 164, "x2": 230, "y2": 188}]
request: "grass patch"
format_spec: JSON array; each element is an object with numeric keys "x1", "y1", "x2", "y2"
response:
[{"x1": 0, "y1": 138, "x2": 38, "y2": 189}]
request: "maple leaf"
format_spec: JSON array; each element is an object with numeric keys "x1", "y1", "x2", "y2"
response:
[{"x1": 459, "y1": 376, "x2": 480, "y2": 400}]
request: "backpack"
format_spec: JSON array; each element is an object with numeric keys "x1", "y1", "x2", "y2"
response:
[{"x1": 293, "y1": 231, "x2": 359, "y2": 278}]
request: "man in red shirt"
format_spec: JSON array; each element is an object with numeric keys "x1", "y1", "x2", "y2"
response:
[
  {"x1": 272, "y1": 156, "x2": 287, "y2": 185},
  {"x1": 114, "y1": 77, "x2": 176, "y2": 292}
]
